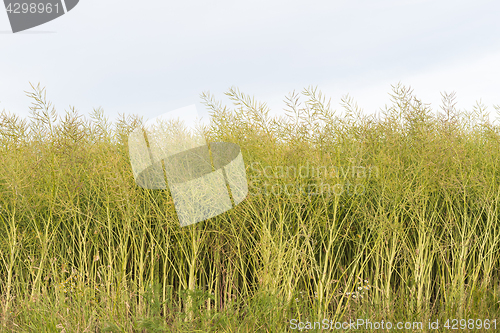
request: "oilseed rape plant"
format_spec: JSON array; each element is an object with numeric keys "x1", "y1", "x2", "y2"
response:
[{"x1": 1, "y1": 82, "x2": 500, "y2": 331}]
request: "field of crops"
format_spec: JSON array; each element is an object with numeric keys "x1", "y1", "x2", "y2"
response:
[{"x1": 1, "y1": 83, "x2": 500, "y2": 332}]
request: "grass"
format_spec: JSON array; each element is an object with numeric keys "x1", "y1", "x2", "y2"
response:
[{"x1": 0, "y1": 82, "x2": 500, "y2": 332}]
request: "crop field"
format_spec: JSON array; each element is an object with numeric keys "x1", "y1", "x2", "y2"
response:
[{"x1": 1, "y1": 83, "x2": 500, "y2": 332}]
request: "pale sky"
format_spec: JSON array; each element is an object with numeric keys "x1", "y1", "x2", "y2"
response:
[{"x1": 1, "y1": 0, "x2": 499, "y2": 128}]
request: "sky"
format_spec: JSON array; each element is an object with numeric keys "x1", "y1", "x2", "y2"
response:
[{"x1": 1, "y1": 0, "x2": 499, "y2": 129}]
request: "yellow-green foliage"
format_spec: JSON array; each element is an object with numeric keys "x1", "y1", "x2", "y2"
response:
[{"x1": 1, "y1": 82, "x2": 500, "y2": 332}]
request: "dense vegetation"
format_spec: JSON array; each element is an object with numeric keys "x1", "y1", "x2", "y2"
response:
[{"x1": 1, "y1": 83, "x2": 500, "y2": 332}]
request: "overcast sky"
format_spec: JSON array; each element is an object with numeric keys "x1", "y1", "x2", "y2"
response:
[{"x1": 1, "y1": 0, "x2": 499, "y2": 129}]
